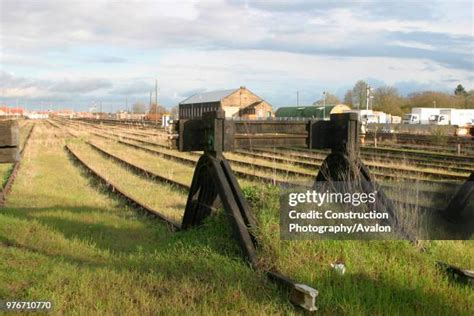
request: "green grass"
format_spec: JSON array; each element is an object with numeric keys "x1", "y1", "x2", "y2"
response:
[
  {"x1": 88, "y1": 132, "x2": 310, "y2": 186},
  {"x1": 88, "y1": 137, "x2": 284, "y2": 189},
  {"x1": 78, "y1": 125, "x2": 313, "y2": 185},
  {"x1": 248, "y1": 184, "x2": 474, "y2": 315},
  {"x1": 0, "y1": 163, "x2": 13, "y2": 188},
  {"x1": 1, "y1": 122, "x2": 472, "y2": 314},
  {"x1": 0, "y1": 123, "x2": 289, "y2": 314},
  {"x1": 68, "y1": 141, "x2": 186, "y2": 222},
  {"x1": 88, "y1": 138, "x2": 196, "y2": 187}
]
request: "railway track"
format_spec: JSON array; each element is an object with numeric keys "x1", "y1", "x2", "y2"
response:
[
  {"x1": 73, "y1": 119, "x2": 472, "y2": 180},
  {"x1": 97, "y1": 129, "x2": 466, "y2": 184},
  {"x1": 82, "y1": 119, "x2": 474, "y2": 163},
  {"x1": 59, "y1": 119, "x2": 159, "y2": 139},
  {"x1": 365, "y1": 142, "x2": 474, "y2": 157},
  {"x1": 87, "y1": 132, "x2": 448, "y2": 211},
  {"x1": 55, "y1": 120, "x2": 458, "y2": 208},
  {"x1": 64, "y1": 119, "x2": 472, "y2": 186},
  {"x1": 235, "y1": 149, "x2": 470, "y2": 178},
  {"x1": 280, "y1": 146, "x2": 474, "y2": 172},
  {"x1": 241, "y1": 148, "x2": 470, "y2": 182},
  {"x1": 366, "y1": 132, "x2": 474, "y2": 150},
  {"x1": 69, "y1": 118, "x2": 473, "y2": 158},
  {"x1": 247, "y1": 146, "x2": 474, "y2": 174},
  {"x1": 362, "y1": 146, "x2": 474, "y2": 164},
  {"x1": 92, "y1": 132, "x2": 299, "y2": 186},
  {"x1": 75, "y1": 117, "x2": 164, "y2": 129},
  {"x1": 65, "y1": 144, "x2": 181, "y2": 229},
  {"x1": 68, "y1": 122, "x2": 452, "y2": 221},
  {"x1": 87, "y1": 141, "x2": 190, "y2": 191},
  {"x1": 46, "y1": 119, "x2": 61, "y2": 129},
  {"x1": 69, "y1": 119, "x2": 165, "y2": 137},
  {"x1": 236, "y1": 149, "x2": 468, "y2": 181}
]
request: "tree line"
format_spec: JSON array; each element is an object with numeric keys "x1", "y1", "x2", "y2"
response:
[
  {"x1": 130, "y1": 81, "x2": 473, "y2": 117},
  {"x1": 131, "y1": 102, "x2": 168, "y2": 115},
  {"x1": 314, "y1": 81, "x2": 474, "y2": 116}
]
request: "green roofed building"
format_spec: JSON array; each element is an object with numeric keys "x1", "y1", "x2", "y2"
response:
[{"x1": 275, "y1": 104, "x2": 351, "y2": 119}]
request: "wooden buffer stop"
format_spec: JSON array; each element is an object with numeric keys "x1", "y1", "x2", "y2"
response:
[
  {"x1": 0, "y1": 120, "x2": 20, "y2": 163},
  {"x1": 174, "y1": 110, "x2": 399, "y2": 311}
]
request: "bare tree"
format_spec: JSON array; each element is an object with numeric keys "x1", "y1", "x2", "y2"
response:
[
  {"x1": 313, "y1": 92, "x2": 340, "y2": 106},
  {"x1": 170, "y1": 105, "x2": 179, "y2": 118},
  {"x1": 373, "y1": 86, "x2": 405, "y2": 116},
  {"x1": 351, "y1": 80, "x2": 368, "y2": 109},
  {"x1": 343, "y1": 90, "x2": 353, "y2": 106},
  {"x1": 132, "y1": 102, "x2": 146, "y2": 114},
  {"x1": 149, "y1": 103, "x2": 166, "y2": 115}
]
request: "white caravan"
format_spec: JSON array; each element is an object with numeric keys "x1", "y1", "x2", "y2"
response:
[
  {"x1": 402, "y1": 107, "x2": 449, "y2": 124},
  {"x1": 429, "y1": 109, "x2": 474, "y2": 126}
]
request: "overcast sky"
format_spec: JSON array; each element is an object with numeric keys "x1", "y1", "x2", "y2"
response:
[{"x1": 1, "y1": 0, "x2": 473, "y2": 111}]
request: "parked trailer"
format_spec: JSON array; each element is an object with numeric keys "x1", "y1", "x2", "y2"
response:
[
  {"x1": 429, "y1": 109, "x2": 474, "y2": 126},
  {"x1": 403, "y1": 107, "x2": 450, "y2": 124}
]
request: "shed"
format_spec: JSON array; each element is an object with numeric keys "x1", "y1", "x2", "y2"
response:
[
  {"x1": 179, "y1": 87, "x2": 274, "y2": 119},
  {"x1": 275, "y1": 104, "x2": 351, "y2": 119}
]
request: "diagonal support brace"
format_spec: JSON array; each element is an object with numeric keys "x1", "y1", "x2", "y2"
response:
[{"x1": 181, "y1": 151, "x2": 318, "y2": 311}]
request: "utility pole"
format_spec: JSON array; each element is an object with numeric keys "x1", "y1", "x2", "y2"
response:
[
  {"x1": 366, "y1": 85, "x2": 370, "y2": 112},
  {"x1": 155, "y1": 78, "x2": 158, "y2": 124},
  {"x1": 126, "y1": 97, "x2": 128, "y2": 112},
  {"x1": 296, "y1": 91, "x2": 299, "y2": 106},
  {"x1": 149, "y1": 91, "x2": 152, "y2": 112},
  {"x1": 323, "y1": 91, "x2": 326, "y2": 120}
]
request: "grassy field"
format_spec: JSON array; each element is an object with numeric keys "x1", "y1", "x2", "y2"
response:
[
  {"x1": 1, "y1": 121, "x2": 472, "y2": 314},
  {"x1": 0, "y1": 123, "x2": 289, "y2": 314}
]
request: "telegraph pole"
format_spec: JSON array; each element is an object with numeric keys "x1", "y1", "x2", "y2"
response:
[
  {"x1": 366, "y1": 85, "x2": 370, "y2": 112},
  {"x1": 155, "y1": 78, "x2": 158, "y2": 125},
  {"x1": 149, "y1": 91, "x2": 152, "y2": 111},
  {"x1": 296, "y1": 91, "x2": 299, "y2": 106},
  {"x1": 323, "y1": 91, "x2": 326, "y2": 120}
]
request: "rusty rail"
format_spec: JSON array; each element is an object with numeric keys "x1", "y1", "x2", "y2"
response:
[{"x1": 65, "y1": 144, "x2": 181, "y2": 230}]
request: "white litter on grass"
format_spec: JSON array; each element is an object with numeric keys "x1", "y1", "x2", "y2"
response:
[{"x1": 331, "y1": 262, "x2": 346, "y2": 275}]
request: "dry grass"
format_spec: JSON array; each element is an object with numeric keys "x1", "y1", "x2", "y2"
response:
[{"x1": 67, "y1": 141, "x2": 186, "y2": 222}]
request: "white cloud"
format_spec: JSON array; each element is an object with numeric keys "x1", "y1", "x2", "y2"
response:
[
  {"x1": 0, "y1": 71, "x2": 113, "y2": 99},
  {"x1": 389, "y1": 41, "x2": 436, "y2": 51},
  {"x1": 0, "y1": 0, "x2": 472, "y2": 108}
]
